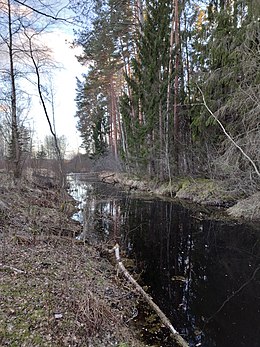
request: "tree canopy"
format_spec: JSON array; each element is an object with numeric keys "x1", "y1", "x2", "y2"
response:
[{"x1": 74, "y1": 0, "x2": 259, "y2": 188}]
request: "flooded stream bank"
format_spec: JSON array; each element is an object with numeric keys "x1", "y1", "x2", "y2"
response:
[{"x1": 68, "y1": 173, "x2": 260, "y2": 347}]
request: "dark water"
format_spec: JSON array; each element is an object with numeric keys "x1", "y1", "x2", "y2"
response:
[{"x1": 68, "y1": 174, "x2": 260, "y2": 347}]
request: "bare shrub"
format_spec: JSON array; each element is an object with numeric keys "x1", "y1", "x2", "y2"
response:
[{"x1": 66, "y1": 290, "x2": 115, "y2": 338}]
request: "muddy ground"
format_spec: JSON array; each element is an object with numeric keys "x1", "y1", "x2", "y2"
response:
[{"x1": 0, "y1": 172, "x2": 146, "y2": 347}]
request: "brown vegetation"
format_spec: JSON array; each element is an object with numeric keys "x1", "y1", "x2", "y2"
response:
[
  {"x1": 99, "y1": 171, "x2": 260, "y2": 221},
  {"x1": 0, "y1": 171, "x2": 144, "y2": 347}
]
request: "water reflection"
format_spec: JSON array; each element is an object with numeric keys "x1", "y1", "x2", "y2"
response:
[{"x1": 68, "y1": 174, "x2": 260, "y2": 347}]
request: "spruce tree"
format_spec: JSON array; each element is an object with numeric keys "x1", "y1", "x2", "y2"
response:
[
  {"x1": 120, "y1": 0, "x2": 172, "y2": 177},
  {"x1": 191, "y1": 0, "x2": 260, "y2": 183}
]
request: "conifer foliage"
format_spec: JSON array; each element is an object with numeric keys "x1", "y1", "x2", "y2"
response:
[{"x1": 74, "y1": 0, "x2": 260, "y2": 186}]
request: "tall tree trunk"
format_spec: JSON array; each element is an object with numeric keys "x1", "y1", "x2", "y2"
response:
[
  {"x1": 183, "y1": 6, "x2": 193, "y2": 174},
  {"x1": 8, "y1": 0, "x2": 21, "y2": 179},
  {"x1": 165, "y1": 2, "x2": 175, "y2": 184},
  {"x1": 26, "y1": 33, "x2": 65, "y2": 187},
  {"x1": 136, "y1": 0, "x2": 144, "y2": 34},
  {"x1": 166, "y1": 3, "x2": 175, "y2": 115},
  {"x1": 135, "y1": 0, "x2": 144, "y2": 126},
  {"x1": 158, "y1": 64, "x2": 164, "y2": 180},
  {"x1": 159, "y1": 93, "x2": 163, "y2": 179},
  {"x1": 110, "y1": 76, "x2": 118, "y2": 161},
  {"x1": 173, "y1": 0, "x2": 180, "y2": 174}
]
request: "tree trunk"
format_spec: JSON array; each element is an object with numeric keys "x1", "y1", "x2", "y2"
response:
[
  {"x1": 165, "y1": 1, "x2": 175, "y2": 185},
  {"x1": 26, "y1": 33, "x2": 65, "y2": 187},
  {"x1": 159, "y1": 93, "x2": 163, "y2": 179},
  {"x1": 110, "y1": 76, "x2": 118, "y2": 161},
  {"x1": 8, "y1": 0, "x2": 21, "y2": 179},
  {"x1": 136, "y1": 0, "x2": 144, "y2": 35},
  {"x1": 173, "y1": 0, "x2": 180, "y2": 174}
]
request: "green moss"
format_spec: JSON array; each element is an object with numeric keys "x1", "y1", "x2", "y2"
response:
[
  {"x1": 0, "y1": 277, "x2": 52, "y2": 346},
  {"x1": 177, "y1": 178, "x2": 191, "y2": 190}
]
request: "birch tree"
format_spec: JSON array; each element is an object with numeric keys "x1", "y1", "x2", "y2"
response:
[{"x1": 0, "y1": 0, "x2": 69, "y2": 181}]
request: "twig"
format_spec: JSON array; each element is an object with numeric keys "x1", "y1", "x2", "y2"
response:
[
  {"x1": 13, "y1": 0, "x2": 72, "y2": 23},
  {"x1": 101, "y1": 173, "x2": 115, "y2": 180},
  {"x1": 197, "y1": 84, "x2": 260, "y2": 178},
  {"x1": 206, "y1": 265, "x2": 260, "y2": 323},
  {"x1": 0, "y1": 263, "x2": 26, "y2": 274},
  {"x1": 110, "y1": 243, "x2": 189, "y2": 347}
]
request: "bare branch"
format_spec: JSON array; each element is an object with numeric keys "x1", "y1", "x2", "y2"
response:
[
  {"x1": 0, "y1": 263, "x2": 26, "y2": 273},
  {"x1": 110, "y1": 243, "x2": 189, "y2": 347},
  {"x1": 23, "y1": 30, "x2": 65, "y2": 186},
  {"x1": 206, "y1": 265, "x2": 260, "y2": 323},
  {"x1": 197, "y1": 84, "x2": 260, "y2": 178},
  {"x1": 13, "y1": 0, "x2": 73, "y2": 23}
]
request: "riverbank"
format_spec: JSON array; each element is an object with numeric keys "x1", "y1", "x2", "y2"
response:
[
  {"x1": 0, "y1": 172, "x2": 145, "y2": 347},
  {"x1": 99, "y1": 172, "x2": 260, "y2": 222}
]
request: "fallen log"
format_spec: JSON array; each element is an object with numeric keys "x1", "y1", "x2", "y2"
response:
[{"x1": 110, "y1": 243, "x2": 189, "y2": 347}]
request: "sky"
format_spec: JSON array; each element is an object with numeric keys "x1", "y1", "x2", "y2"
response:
[
  {"x1": 32, "y1": 29, "x2": 86, "y2": 157},
  {"x1": 0, "y1": 1, "x2": 87, "y2": 158}
]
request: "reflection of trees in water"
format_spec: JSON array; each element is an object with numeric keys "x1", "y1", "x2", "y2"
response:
[
  {"x1": 94, "y1": 199, "x2": 122, "y2": 243},
  {"x1": 192, "y1": 221, "x2": 260, "y2": 347},
  {"x1": 117, "y1": 199, "x2": 260, "y2": 347},
  {"x1": 124, "y1": 201, "x2": 198, "y2": 339},
  {"x1": 69, "y1": 176, "x2": 260, "y2": 347}
]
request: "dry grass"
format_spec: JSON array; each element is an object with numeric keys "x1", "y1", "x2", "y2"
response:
[{"x1": 0, "y1": 172, "x2": 144, "y2": 347}]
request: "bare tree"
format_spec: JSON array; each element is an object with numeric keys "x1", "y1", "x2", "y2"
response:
[
  {"x1": 0, "y1": 0, "x2": 70, "y2": 184},
  {"x1": 0, "y1": 0, "x2": 22, "y2": 178},
  {"x1": 173, "y1": 0, "x2": 180, "y2": 174},
  {"x1": 43, "y1": 134, "x2": 67, "y2": 160},
  {"x1": 22, "y1": 26, "x2": 66, "y2": 186}
]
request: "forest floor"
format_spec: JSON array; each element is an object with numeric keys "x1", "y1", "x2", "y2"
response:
[
  {"x1": 0, "y1": 171, "x2": 146, "y2": 347},
  {"x1": 99, "y1": 172, "x2": 260, "y2": 222}
]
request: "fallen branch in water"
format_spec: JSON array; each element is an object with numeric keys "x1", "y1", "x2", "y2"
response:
[
  {"x1": 206, "y1": 264, "x2": 260, "y2": 323},
  {"x1": 110, "y1": 243, "x2": 189, "y2": 347}
]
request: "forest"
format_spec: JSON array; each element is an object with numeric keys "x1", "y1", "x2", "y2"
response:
[
  {"x1": 0, "y1": 2, "x2": 260, "y2": 346},
  {"x1": 74, "y1": 0, "x2": 260, "y2": 192},
  {"x1": 0, "y1": 0, "x2": 259, "y2": 192}
]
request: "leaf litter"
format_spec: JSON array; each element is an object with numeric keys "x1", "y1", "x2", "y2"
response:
[{"x1": 0, "y1": 172, "x2": 144, "y2": 347}]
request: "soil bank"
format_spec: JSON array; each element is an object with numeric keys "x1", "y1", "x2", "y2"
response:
[{"x1": 99, "y1": 172, "x2": 260, "y2": 222}]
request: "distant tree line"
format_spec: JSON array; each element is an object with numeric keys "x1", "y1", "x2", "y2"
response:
[{"x1": 74, "y1": 0, "x2": 260, "y2": 190}]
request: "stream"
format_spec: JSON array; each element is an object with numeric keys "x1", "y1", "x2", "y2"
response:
[{"x1": 68, "y1": 173, "x2": 260, "y2": 347}]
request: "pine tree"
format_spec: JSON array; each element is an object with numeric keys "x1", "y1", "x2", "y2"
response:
[
  {"x1": 75, "y1": 75, "x2": 109, "y2": 158},
  {"x1": 74, "y1": 0, "x2": 260, "y2": 188},
  {"x1": 75, "y1": 0, "x2": 134, "y2": 160}
]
